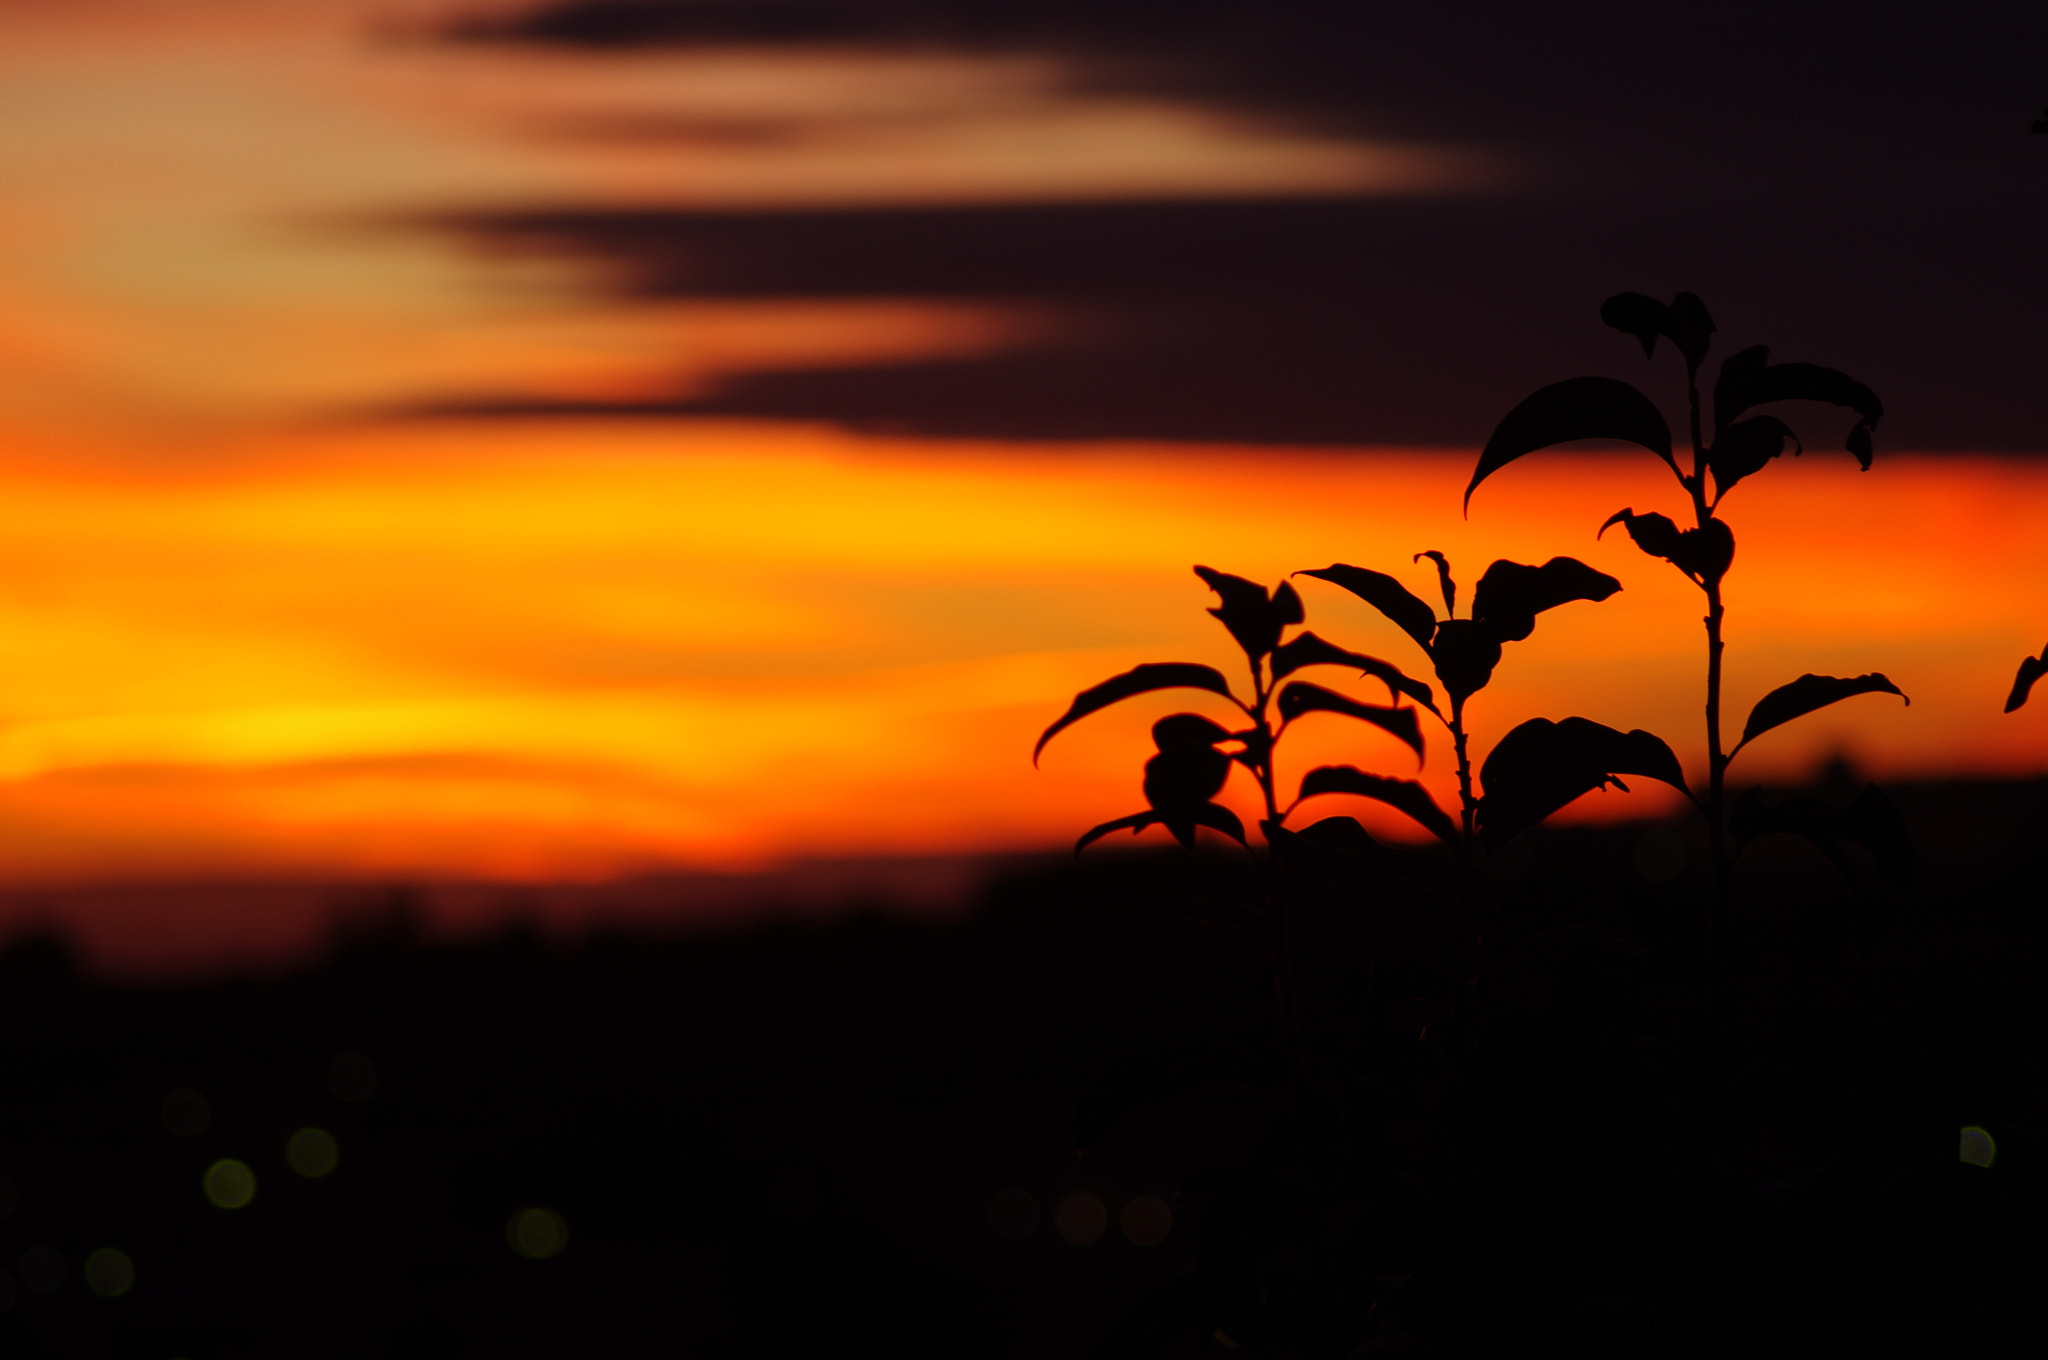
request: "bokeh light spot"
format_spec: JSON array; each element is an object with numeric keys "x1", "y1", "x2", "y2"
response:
[
  {"x1": 1054, "y1": 1193, "x2": 1107, "y2": 1247},
  {"x1": 161, "y1": 1087, "x2": 209, "y2": 1137},
  {"x1": 287, "y1": 1127, "x2": 340, "y2": 1178},
  {"x1": 83, "y1": 1248, "x2": 134, "y2": 1299},
  {"x1": 507, "y1": 1207, "x2": 568, "y2": 1259},
  {"x1": 18, "y1": 1247, "x2": 65, "y2": 1295},
  {"x1": 328, "y1": 1052, "x2": 377, "y2": 1103},
  {"x1": 1960, "y1": 1125, "x2": 1997, "y2": 1168},
  {"x1": 987, "y1": 1187, "x2": 1039, "y2": 1240},
  {"x1": 1119, "y1": 1194, "x2": 1174, "y2": 1247},
  {"x1": 203, "y1": 1159, "x2": 256, "y2": 1210}
]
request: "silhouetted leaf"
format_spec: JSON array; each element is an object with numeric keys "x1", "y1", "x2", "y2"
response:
[
  {"x1": 1185, "y1": 802, "x2": 1249, "y2": 848},
  {"x1": 1271, "y1": 580, "x2": 1304, "y2": 626},
  {"x1": 1296, "y1": 564, "x2": 1438, "y2": 651},
  {"x1": 1076, "y1": 811, "x2": 1159, "y2": 854},
  {"x1": 1269, "y1": 632, "x2": 1437, "y2": 712},
  {"x1": 1712, "y1": 345, "x2": 1882, "y2": 468},
  {"x1": 1414, "y1": 550, "x2": 1456, "y2": 617},
  {"x1": 1469, "y1": 557, "x2": 1621, "y2": 642},
  {"x1": 1275, "y1": 681, "x2": 1423, "y2": 765},
  {"x1": 1733, "y1": 673, "x2": 1908, "y2": 756},
  {"x1": 1664, "y1": 291, "x2": 1717, "y2": 372},
  {"x1": 1144, "y1": 742, "x2": 1233, "y2": 816},
  {"x1": 1598, "y1": 508, "x2": 1734, "y2": 585},
  {"x1": 1706, "y1": 415, "x2": 1800, "y2": 497},
  {"x1": 1034, "y1": 663, "x2": 1242, "y2": 764},
  {"x1": 1468, "y1": 377, "x2": 1674, "y2": 511},
  {"x1": 1293, "y1": 766, "x2": 1459, "y2": 844},
  {"x1": 1600, "y1": 291, "x2": 1668, "y2": 359},
  {"x1": 1731, "y1": 784, "x2": 1913, "y2": 881},
  {"x1": 2005, "y1": 646, "x2": 2048, "y2": 713},
  {"x1": 1290, "y1": 815, "x2": 1382, "y2": 856},
  {"x1": 1600, "y1": 291, "x2": 1715, "y2": 370},
  {"x1": 1478, "y1": 717, "x2": 1690, "y2": 849},
  {"x1": 1195, "y1": 565, "x2": 1295, "y2": 660},
  {"x1": 1427, "y1": 619, "x2": 1502, "y2": 704}
]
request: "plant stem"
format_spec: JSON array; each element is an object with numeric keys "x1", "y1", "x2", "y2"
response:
[
  {"x1": 1251, "y1": 654, "x2": 1309, "y2": 1128},
  {"x1": 1702, "y1": 582, "x2": 1728, "y2": 972},
  {"x1": 1685, "y1": 362, "x2": 1729, "y2": 1003}
]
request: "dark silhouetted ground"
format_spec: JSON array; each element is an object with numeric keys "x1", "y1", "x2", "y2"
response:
[{"x1": 0, "y1": 774, "x2": 2041, "y2": 1356}]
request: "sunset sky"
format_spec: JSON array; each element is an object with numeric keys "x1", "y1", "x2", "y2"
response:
[{"x1": 3, "y1": 0, "x2": 2047, "y2": 905}]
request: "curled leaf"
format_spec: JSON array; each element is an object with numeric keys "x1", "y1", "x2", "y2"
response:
[
  {"x1": 1468, "y1": 376, "x2": 1674, "y2": 512},
  {"x1": 1478, "y1": 717, "x2": 1690, "y2": 849},
  {"x1": 2005, "y1": 646, "x2": 2048, "y2": 713},
  {"x1": 1706, "y1": 416, "x2": 1800, "y2": 498},
  {"x1": 1731, "y1": 784, "x2": 1912, "y2": 882},
  {"x1": 1270, "y1": 632, "x2": 1437, "y2": 712},
  {"x1": 1034, "y1": 663, "x2": 1241, "y2": 765},
  {"x1": 1276, "y1": 681, "x2": 1424, "y2": 766},
  {"x1": 1296, "y1": 564, "x2": 1438, "y2": 652},
  {"x1": 1196, "y1": 566, "x2": 1298, "y2": 661},
  {"x1": 1469, "y1": 557, "x2": 1621, "y2": 643},
  {"x1": 1293, "y1": 766, "x2": 1459, "y2": 844},
  {"x1": 1414, "y1": 550, "x2": 1456, "y2": 617},
  {"x1": 1712, "y1": 345, "x2": 1882, "y2": 468},
  {"x1": 1076, "y1": 811, "x2": 1160, "y2": 854},
  {"x1": 1733, "y1": 674, "x2": 1909, "y2": 758},
  {"x1": 1598, "y1": 508, "x2": 1734, "y2": 585}
]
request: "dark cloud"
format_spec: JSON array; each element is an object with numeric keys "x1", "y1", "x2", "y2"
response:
[
  {"x1": 441, "y1": 2, "x2": 2046, "y2": 163},
  {"x1": 395, "y1": 2, "x2": 2048, "y2": 448},
  {"x1": 407, "y1": 192, "x2": 2048, "y2": 450}
]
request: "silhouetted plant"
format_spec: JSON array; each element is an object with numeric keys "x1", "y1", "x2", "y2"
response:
[
  {"x1": 1034, "y1": 566, "x2": 1437, "y2": 1107},
  {"x1": 1294, "y1": 552, "x2": 1690, "y2": 859},
  {"x1": 1469, "y1": 293, "x2": 1910, "y2": 946},
  {"x1": 1034, "y1": 565, "x2": 1432, "y2": 857}
]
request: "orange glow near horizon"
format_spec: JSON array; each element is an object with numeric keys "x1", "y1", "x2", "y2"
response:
[
  {"x1": 4, "y1": 4, "x2": 2048, "y2": 932},
  {"x1": 1, "y1": 426, "x2": 2044, "y2": 887}
]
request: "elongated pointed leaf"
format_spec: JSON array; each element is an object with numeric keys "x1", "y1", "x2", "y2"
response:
[
  {"x1": 1276, "y1": 681, "x2": 1423, "y2": 765},
  {"x1": 1296, "y1": 564, "x2": 1438, "y2": 652},
  {"x1": 1733, "y1": 674, "x2": 1908, "y2": 756},
  {"x1": 1270, "y1": 632, "x2": 1436, "y2": 712},
  {"x1": 1478, "y1": 717, "x2": 1689, "y2": 849},
  {"x1": 2006, "y1": 647, "x2": 2048, "y2": 713},
  {"x1": 1075, "y1": 811, "x2": 1159, "y2": 855},
  {"x1": 1034, "y1": 663, "x2": 1241, "y2": 764},
  {"x1": 1468, "y1": 377, "x2": 1673, "y2": 512},
  {"x1": 1294, "y1": 765, "x2": 1458, "y2": 844},
  {"x1": 1731, "y1": 784, "x2": 1912, "y2": 882},
  {"x1": 1469, "y1": 556, "x2": 1621, "y2": 642}
]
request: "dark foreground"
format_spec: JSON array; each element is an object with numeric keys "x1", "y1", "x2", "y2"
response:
[{"x1": 0, "y1": 778, "x2": 2043, "y2": 1357}]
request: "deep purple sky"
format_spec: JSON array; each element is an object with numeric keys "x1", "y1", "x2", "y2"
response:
[{"x1": 414, "y1": 0, "x2": 2048, "y2": 450}]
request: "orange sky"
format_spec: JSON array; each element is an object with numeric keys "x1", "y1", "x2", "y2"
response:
[{"x1": 1, "y1": 2, "x2": 2045, "y2": 894}]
